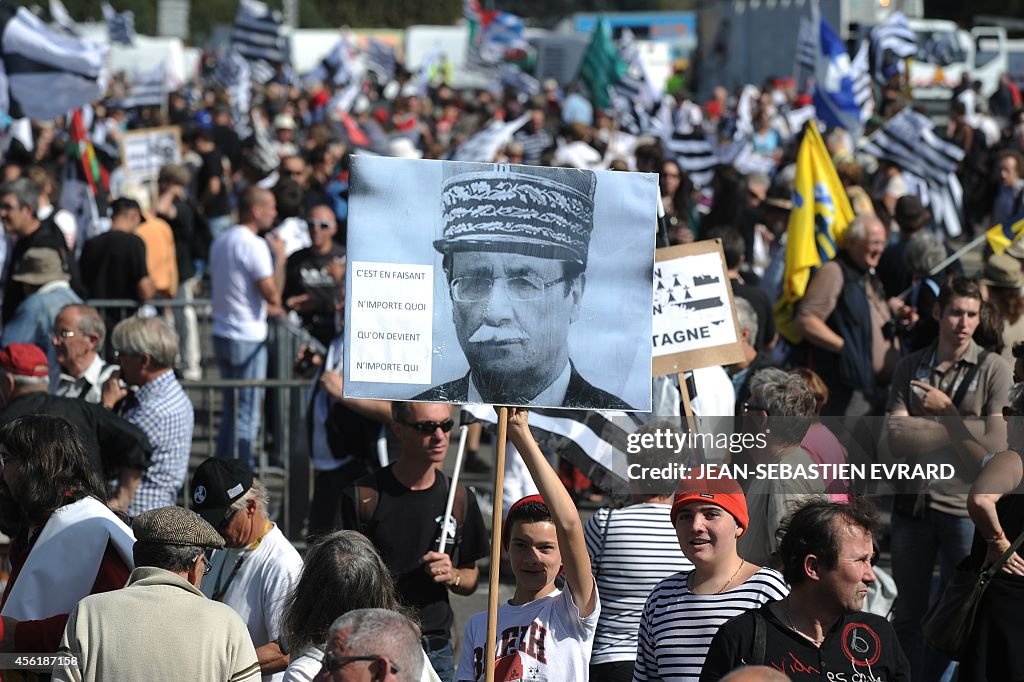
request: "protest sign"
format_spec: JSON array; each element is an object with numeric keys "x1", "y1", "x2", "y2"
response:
[
  {"x1": 120, "y1": 126, "x2": 181, "y2": 183},
  {"x1": 652, "y1": 240, "x2": 745, "y2": 376},
  {"x1": 344, "y1": 155, "x2": 658, "y2": 410}
]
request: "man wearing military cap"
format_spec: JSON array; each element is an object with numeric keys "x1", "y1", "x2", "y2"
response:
[
  {"x1": 414, "y1": 164, "x2": 632, "y2": 408},
  {"x1": 54, "y1": 506, "x2": 260, "y2": 681}
]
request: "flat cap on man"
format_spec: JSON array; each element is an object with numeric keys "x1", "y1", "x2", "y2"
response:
[
  {"x1": 435, "y1": 163, "x2": 598, "y2": 267},
  {"x1": 133, "y1": 505, "x2": 225, "y2": 549}
]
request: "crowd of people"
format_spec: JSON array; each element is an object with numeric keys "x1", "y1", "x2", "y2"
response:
[{"x1": 0, "y1": 32, "x2": 1023, "y2": 681}]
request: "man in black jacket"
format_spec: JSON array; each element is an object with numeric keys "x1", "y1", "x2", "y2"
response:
[
  {"x1": 701, "y1": 499, "x2": 910, "y2": 682},
  {"x1": 0, "y1": 342, "x2": 151, "y2": 512}
]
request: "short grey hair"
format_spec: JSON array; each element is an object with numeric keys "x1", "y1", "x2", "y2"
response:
[
  {"x1": 133, "y1": 542, "x2": 204, "y2": 573},
  {"x1": 110, "y1": 315, "x2": 178, "y2": 368},
  {"x1": 60, "y1": 304, "x2": 106, "y2": 348},
  {"x1": 749, "y1": 367, "x2": 817, "y2": 443},
  {"x1": 844, "y1": 215, "x2": 886, "y2": 248},
  {"x1": 327, "y1": 608, "x2": 423, "y2": 682},
  {"x1": 229, "y1": 479, "x2": 269, "y2": 516},
  {"x1": 734, "y1": 297, "x2": 759, "y2": 345},
  {"x1": 904, "y1": 231, "x2": 946, "y2": 275},
  {"x1": 1, "y1": 178, "x2": 40, "y2": 211}
]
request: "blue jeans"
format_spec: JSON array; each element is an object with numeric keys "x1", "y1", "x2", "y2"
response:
[
  {"x1": 423, "y1": 637, "x2": 453, "y2": 682},
  {"x1": 891, "y1": 504, "x2": 974, "y2": 682},
  {"x1": 214, "y1": 336, "x2": 267, "y2": 469}
]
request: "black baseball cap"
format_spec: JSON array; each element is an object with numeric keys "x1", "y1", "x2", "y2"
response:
[{"x1": 190, "y1": 458, "x2": 253, "y2": 527}]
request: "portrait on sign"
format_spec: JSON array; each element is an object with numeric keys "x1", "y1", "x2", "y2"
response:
[{"x1": 343, "y1": 156, "x2": 657, "y2": 410}]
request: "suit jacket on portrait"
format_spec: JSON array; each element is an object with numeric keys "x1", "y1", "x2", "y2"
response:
[{"x1": 412, "y1": 364, "x2": 633, "y2": 409}]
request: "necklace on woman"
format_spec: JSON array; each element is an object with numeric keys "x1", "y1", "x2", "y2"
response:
[
  {"x1": 716, "y1": 559, "x2": 746, "y2": 594},
  {"x1": 785, "y1": 600, "x2": 825, "y2": 646}
]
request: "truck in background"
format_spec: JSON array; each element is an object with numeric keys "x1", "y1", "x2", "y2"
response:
[
  {"x1": 903, "y1": 18, "x2": 1007, "y2": 113},
  {"x1": 691, "y1": 0, "x2": 1008, "y2": 119},
  {"x1": 692, "y1": 0, "x2": 923, "y2": 100}
]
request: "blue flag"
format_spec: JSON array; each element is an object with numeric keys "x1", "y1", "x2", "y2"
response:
[{"x1": 812, "y1": 18, "x2": 861, "y2": 134}]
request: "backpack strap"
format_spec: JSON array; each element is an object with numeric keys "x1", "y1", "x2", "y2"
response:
[
  {"x1": 751, "y1": 609, "x2": 767, "y2": 666},
  {"x1": 951, "y1": 350, "x2": 990, "y2": 409}
]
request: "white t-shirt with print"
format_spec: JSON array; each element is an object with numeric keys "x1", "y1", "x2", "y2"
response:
[
  {"x1": 202, "y1": 524, "x2": 303, "y2": 682},
  {"x1": 456, "y1": 587, "x2": 600, "y2": 682}
]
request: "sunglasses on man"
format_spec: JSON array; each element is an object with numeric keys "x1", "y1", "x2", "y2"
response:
[
  {"x1": 399, "y1": 419, "x2": 455, "y2": 434},
  {"x1": 320, "y1": 652, "x2": 399, "y2": 675}
]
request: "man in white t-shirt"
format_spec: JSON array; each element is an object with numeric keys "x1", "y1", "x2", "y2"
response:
[
  {"x1": 191, "y1": 457, "x2": 303, "y2": 682},
  {"x1": 210, "y1": 186, "x2": 285, "y2": 467}
]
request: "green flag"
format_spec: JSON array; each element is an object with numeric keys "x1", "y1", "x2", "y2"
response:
[{"x1": 578, "y1": 17, "x2": 627, "y2": 110}]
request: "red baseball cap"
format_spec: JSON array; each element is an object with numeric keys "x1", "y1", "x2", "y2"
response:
[
  {"x1": 501, "y1": 494, "x2": 547, "y2": 549},
  {"x1": 670, "y1": 467, "x2": 749, "y2": 531},
  {"x1": 0, "y1": 343, "x2": 49, "y2": 377}
]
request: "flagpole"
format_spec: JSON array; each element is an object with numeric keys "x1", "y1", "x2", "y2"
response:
[
  {"x1": 159, "y1": 65, "x2": 168, "y2": 122},
  {"x1": 895, "y1": 231, "x2": 997, "y2": 300},
  {"x1": 484, "y1": 406, "x2": 508, "y2": 682},
  {"x1": 437, "y1": 425, "x2": 469, "y2": 553}
]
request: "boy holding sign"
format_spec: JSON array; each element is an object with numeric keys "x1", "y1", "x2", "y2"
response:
[{"x1": 456, "y1": 407, "x2": 599, "y2": 681}]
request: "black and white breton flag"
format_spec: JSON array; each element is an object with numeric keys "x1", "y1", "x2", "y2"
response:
[
  {"x1": 101, "y1": 3, "x2": 134, "y2": 46},
  {"x1": 851, "y1": 40, "x2": 874, "y2": 123},
  {"x1": 663, "y1": 135, "x2": 718, "y2": 189},
  {"x1": 862, "y1": 107, "x2": 965, "y2": 237},
  {"x1": 0, "y1": 5, "x2": 105, "y2": 120},
  {"x1": 213, "y1": 49, "x2": 252, "y2": 137},
  {"x1": 365, "y1": 38, "x2": 396, "y2": 82},
  {"x1": 459, "y1": 405, "x2": 641, "y2": 494},
  {"x1": 869, "y1": 11, "x2": 917, "y2": 84},
  {"x1": 121, "y1": 63, "x2": 164, "y2": 109},
  {"x1": 614, "y1": 29, "x2": 659, "y2": 110},
  {"x1": 452, "y1": 112, "x2": 529, "y2": 162},
  {"x1": 230, "y1": 0, "x2": 287, "y2": 83},
  {"x1": 306, "y1": 38, "x2": 356, "y2": 87},
  {"x1": 248, "y1": 108, "x2": 280, "y2": 175},
  {"x1": 611, "y1": 28, "x2": 660, "y2": 136}
]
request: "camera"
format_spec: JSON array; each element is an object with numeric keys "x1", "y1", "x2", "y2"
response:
[{"x1": 881, "y1": 319, "x2": 912, "y2": 342}]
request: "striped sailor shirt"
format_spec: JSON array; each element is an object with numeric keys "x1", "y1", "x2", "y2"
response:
[
  {"x1": 633, "y1": 567, "x2": 789, "y2": 681},
  {"x1": 584, "y1": 503, "x2": 693, "y2": 666}
]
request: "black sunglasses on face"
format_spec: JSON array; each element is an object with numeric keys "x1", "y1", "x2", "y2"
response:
[
  {"x1": 217, "y1": 508, "x2": 240, "y2": 531},
  {"x1": 400, "y1": 419, "x2": 455, "y2": 434},
  {"x1": 321, "y1": 653, "x2": 399, "y2": 674}
]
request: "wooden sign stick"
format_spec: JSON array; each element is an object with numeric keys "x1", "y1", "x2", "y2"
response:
[
  {"x1": 677, "y1": 371, "x2": 698, "y2": 430},
  {"x1": 484, "y1": 406, "x2": 509, "y2": 682}
]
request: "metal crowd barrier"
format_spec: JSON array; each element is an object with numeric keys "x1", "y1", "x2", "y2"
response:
[
  {"x1": 86, "y1": 298, "x2": 325, "y2": 540},
  {"x1": 180, "y1": 377, "x2": 313, "y2": 540}
]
